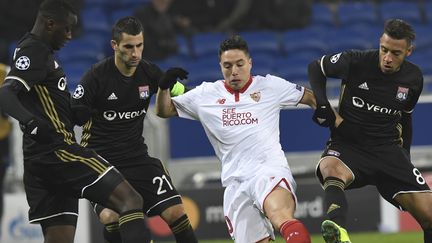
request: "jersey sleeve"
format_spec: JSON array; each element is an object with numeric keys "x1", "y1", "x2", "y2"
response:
[
  {"x1": 405, "y1": 72, "x2": 423, "y2": 113},
  {"x1": 171, "y1": 83, "x2": 205, "y2": 120},
  {"x1": 320, "y1": 51, "x2": 355, "y2": 80},
  {"x1": 266, "y1": 75, "x2": 305, "y2": 108},
  {"x1": 70, "y1": 67, "x2": 98, "y2": 109},
  {"x1": 5, "y1": 45, "x2": 49, "y2": 91},
  {"x1": 142, "y1": 60, "x2": 163, "y2": 94}
]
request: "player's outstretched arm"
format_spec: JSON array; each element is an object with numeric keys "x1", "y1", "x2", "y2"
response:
[
  {"x1": 299, "y1": 88, "x2": 317, "y2": 109},
  {"x1": 155, "y1": 88, "x2": 178, "y2": 118}
]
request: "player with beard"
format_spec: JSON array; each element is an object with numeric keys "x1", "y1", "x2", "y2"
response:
[
  {"x1": 70, "y1": 16, "x2": 197, "y2": 243},
  {"x1": 308, "y1": 19, "x2": 432, "y2": 243}
]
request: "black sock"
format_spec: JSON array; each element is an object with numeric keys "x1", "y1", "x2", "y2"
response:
[
  {"x1": 424, "y1": 228, "x2": 432, "y2": 243},
  {"x1": 118, "y1": 209, "x2": 152, "y2": 243},
  {"x1": 103, "y1": 222, "x2": 121, "y2": 243},
  {"x1": 169, "y1": 214, "x2": 198, "y2": 243},
  {"x1": 323, "y1": 176, "x2": 348, "y2": 227}
]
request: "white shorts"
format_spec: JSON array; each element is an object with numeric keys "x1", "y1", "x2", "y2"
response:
[{"x1": 223, "y1": 166, "x2": 297, "y2": 243}]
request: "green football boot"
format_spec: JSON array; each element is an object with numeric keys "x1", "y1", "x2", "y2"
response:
[{"x1": 321, "y1": 220, "x2": 351, "y2": 243}]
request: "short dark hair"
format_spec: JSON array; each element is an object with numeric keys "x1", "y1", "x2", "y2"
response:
[
  {"x1": 384, "y1": 19, "x2": 415, "y2": 46},
  {"x1": 112, "y1": 16, "x2": 143, "y2": 42},
  {"x1": 39, "y1": 0, "x2": 77, "y2": 21},
  {"x1": 219, "y1": 35, "x2": 250, "y2": 58}
]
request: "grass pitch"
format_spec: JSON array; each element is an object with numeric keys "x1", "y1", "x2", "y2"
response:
[{"x1": 164, "y1": 231, "x2": 422, "y2": 243}]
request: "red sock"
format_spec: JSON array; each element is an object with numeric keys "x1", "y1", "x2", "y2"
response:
[{"x1": 279, "y1": 219, "x2": 311, "y2": 243}]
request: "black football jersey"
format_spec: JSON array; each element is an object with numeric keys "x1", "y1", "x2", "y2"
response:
[
  {"x1": 71, "y1": 57, "x2": 162, "y2": 165},
  {"x1": 5, "y1": 33, "x2": 76, "y2": 159},
  {"x1": 321, "y1": 50, "x2": 423, "y2": 146}
]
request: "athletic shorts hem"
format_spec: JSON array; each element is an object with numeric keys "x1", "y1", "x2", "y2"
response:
[
  {"x1": 29, "y1": 212, "x2": 78, "y2": 224},
  {"x1": 146, "y1": 195, "x2": 182, "y2": 216}
]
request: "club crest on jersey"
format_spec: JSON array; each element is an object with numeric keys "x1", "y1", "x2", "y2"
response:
[
  {"x1": 327, "y1": 149, "x2": 340, "y2": 157},
  {"x1": 250, "y1": 91, "x2": 261, "y2": 102},
  {"x1": 138, "y1": 85, "x2": 149, "y2": 99},
  {"x1": 396, "y1": 86, "x2": 409, "y2": 101}
]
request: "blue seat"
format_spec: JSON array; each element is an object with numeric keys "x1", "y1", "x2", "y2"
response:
[
  {"x1": 283, "y1": 28, "x2": 328, "y2": 57},
  {"x1": 380, "y1": 1, "x2": 423, "y2": 25},
  {"x1": 80, "y1": 7, "x2": 111, "y2": 34},
  {"x1": 109, "y1": 8, "x2": 135, "y2": 26},
  {"x1": 238, "y1": 31, "x2": 281, "y2": 56},
  {"x1": 182, "y1": 58, "x2": 222, "y2": 85},
  {"x1": 191, "y1": 32, "x2": 227, "y2": 58},
  {"x1": 58, "y1": 36, "x2": 105, "y2": 63},
  {"x1": 273, "y1": 55, "x2": 311, "y2": 82},
  {"x1": 311, "y1": 3, "x2": 336, "y2": 27},
  {"x1": 413, "y1": 25, "x2": 432, "y2": 52},
  {"x1": 339, "y1": 2, "x2": 379, "y2": 27},
  {"x1": 62, "y1": 61, "x2": 93, "y2": 91},
  {"x1": 324, "y1": 28, "x2": 373, "y2": 53}
]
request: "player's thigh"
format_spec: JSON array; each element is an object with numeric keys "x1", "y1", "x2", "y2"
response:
[
  {"x1": 316, "y1": 141, "x2": 369, "y2": 188},
  {"x1": 119, "y1": 156, "x2": 182, "y2": 216},
  {"x1": 395, "y1": 192, "x2": 432, "y2": 226},
  {"x1": 24, "y1": 162, "x2": 79, "y2": 224},
  {"x1": 26, "y1": 145, "x2": 125, "y2": 207},
  {"x1": 376, "y1": 145, "x2": 431, "y2": 209},
  {"x1": 224, "y1": 182, "x2": 275, "y2": 243}
]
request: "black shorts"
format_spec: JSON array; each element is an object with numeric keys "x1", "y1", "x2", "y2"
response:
[
  {"x1": 95, "y1": 156, "x2": 182, "y2": 217},
  {"x1": 316, "y1": 141, "x2": 431, "y2": 209},
  {"x1": 24, "y1": 144, "x2": 124, "y2": 224}
]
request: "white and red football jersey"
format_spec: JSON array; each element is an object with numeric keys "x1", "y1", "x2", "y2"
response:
[{"x1": 172, "y1": 74, "x2": 305, "y2": 186}]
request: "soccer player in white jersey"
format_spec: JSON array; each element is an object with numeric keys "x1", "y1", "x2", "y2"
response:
[{"x1": 155, "y1": 35, "x2": 316, "y2": 243}]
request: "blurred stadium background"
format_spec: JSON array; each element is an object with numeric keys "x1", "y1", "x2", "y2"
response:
[{"x1": 1, "y1": 0, "x2": 432, "y2": 242}]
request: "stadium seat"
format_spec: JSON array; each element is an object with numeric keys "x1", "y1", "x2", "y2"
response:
[
  {"x1": 109, "y1": 8, "x2": 135, "y2": 26},
  {"x1": 58, "y1": 36, "x2": 105, "y2": 64},
  {"x1": 413, "y1": 25, "x2": 432, "y2": 52},
  {"x1": 283, "y1": 29, "x2": 328, "y2": 57},
  {"x1": 62, "y1": 60, "x2": 94, "y2": 91},
  {"x1": 238, "y1": 31, "x2": 281, "y2": 56},
  {"x1": 338, "y1": 2, "x2": 379, "y2": 27},
  {"x1": 273, "y1": 55, "x2": 311, "y2": 82},
  {"x1": 324, "y1": 28, "x2": 373, "y2": 53},
  {"x1": 311, "y1": 3, "x2": 337, "y2": 27},
  {"x1": 379, "y1": 1, "x2": 423, "y2": 25},
  {"x1": 80, "y1": 7, "x2": 111, "y2": 34},
  {"x1": 191, "y1": 32, "x2": 227, "y2": 58}
]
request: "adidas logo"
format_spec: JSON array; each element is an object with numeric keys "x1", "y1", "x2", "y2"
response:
[
  {"x1": 107, "y1": 92, "x2": 118, "y2": 100},
  {"x1": 327, "y1": 203, "x2": 341, "y2": 214},
  {"x1": 358, "y1": 82, "x2": 369, "y2": 90}
]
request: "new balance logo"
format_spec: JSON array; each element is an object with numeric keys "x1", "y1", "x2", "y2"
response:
[
  {"x1": 358, "y1": 82, "x2": 369, "y2": 90},
  {"x1": 108, "y1": 93, "x2": 118, "y2": 100}
]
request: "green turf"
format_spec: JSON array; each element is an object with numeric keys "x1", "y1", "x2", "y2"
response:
[{"x1": 161, "y1": 231, "x2": 422, "y2": 243}]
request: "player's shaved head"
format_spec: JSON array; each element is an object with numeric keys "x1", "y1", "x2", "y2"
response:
[{"x1": 38, "y1": 0, "x2": 76, "y2": 21}]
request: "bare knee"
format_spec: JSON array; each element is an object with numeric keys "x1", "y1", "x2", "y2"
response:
[
  {"x1": 98, "y1": 208, "x2": 119, "y2": 225},
  {"x1": 108, "y1": 181, "x2": 143, "y2": 214},
  {"x1": 161, "y1": 204, "x2": 186, "y2": 225},
  {"x1": 264, "y1": 187, "x2": 296, "y2": 231},
  {"x1": 319, "y1": 158, "x2": 352, "y2": 183}
]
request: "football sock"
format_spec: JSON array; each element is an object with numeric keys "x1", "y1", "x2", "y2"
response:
[
  {"x1": 323, "y1": 176, "x2": 348, "y2": 227},
  {"x1": 103, "y1": 222, "x2": 121, "y2": 243},
  {"x1": 424, "y1": 228, "x2": 432, "y2": 243},
  {"x1": 118, "y1": 209, "x2": 151, "y2": 243},
  {"x1": 169, "y1": 214, "x2": 198, "y2": 243},
  {"x1": 279, "y1": 219, "x2": 311, "y2": 243}
]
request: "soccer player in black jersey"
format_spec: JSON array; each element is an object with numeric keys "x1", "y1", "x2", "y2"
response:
[
  {"x1": 308, "y1": 19, "x2": 432, "y2": 243},
  {"x1": 70, "y1": 16, "x2": 198, "y2": 243},
  {"x1": 0, "y1": 1, "x2": 152, "y2": 243}
]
